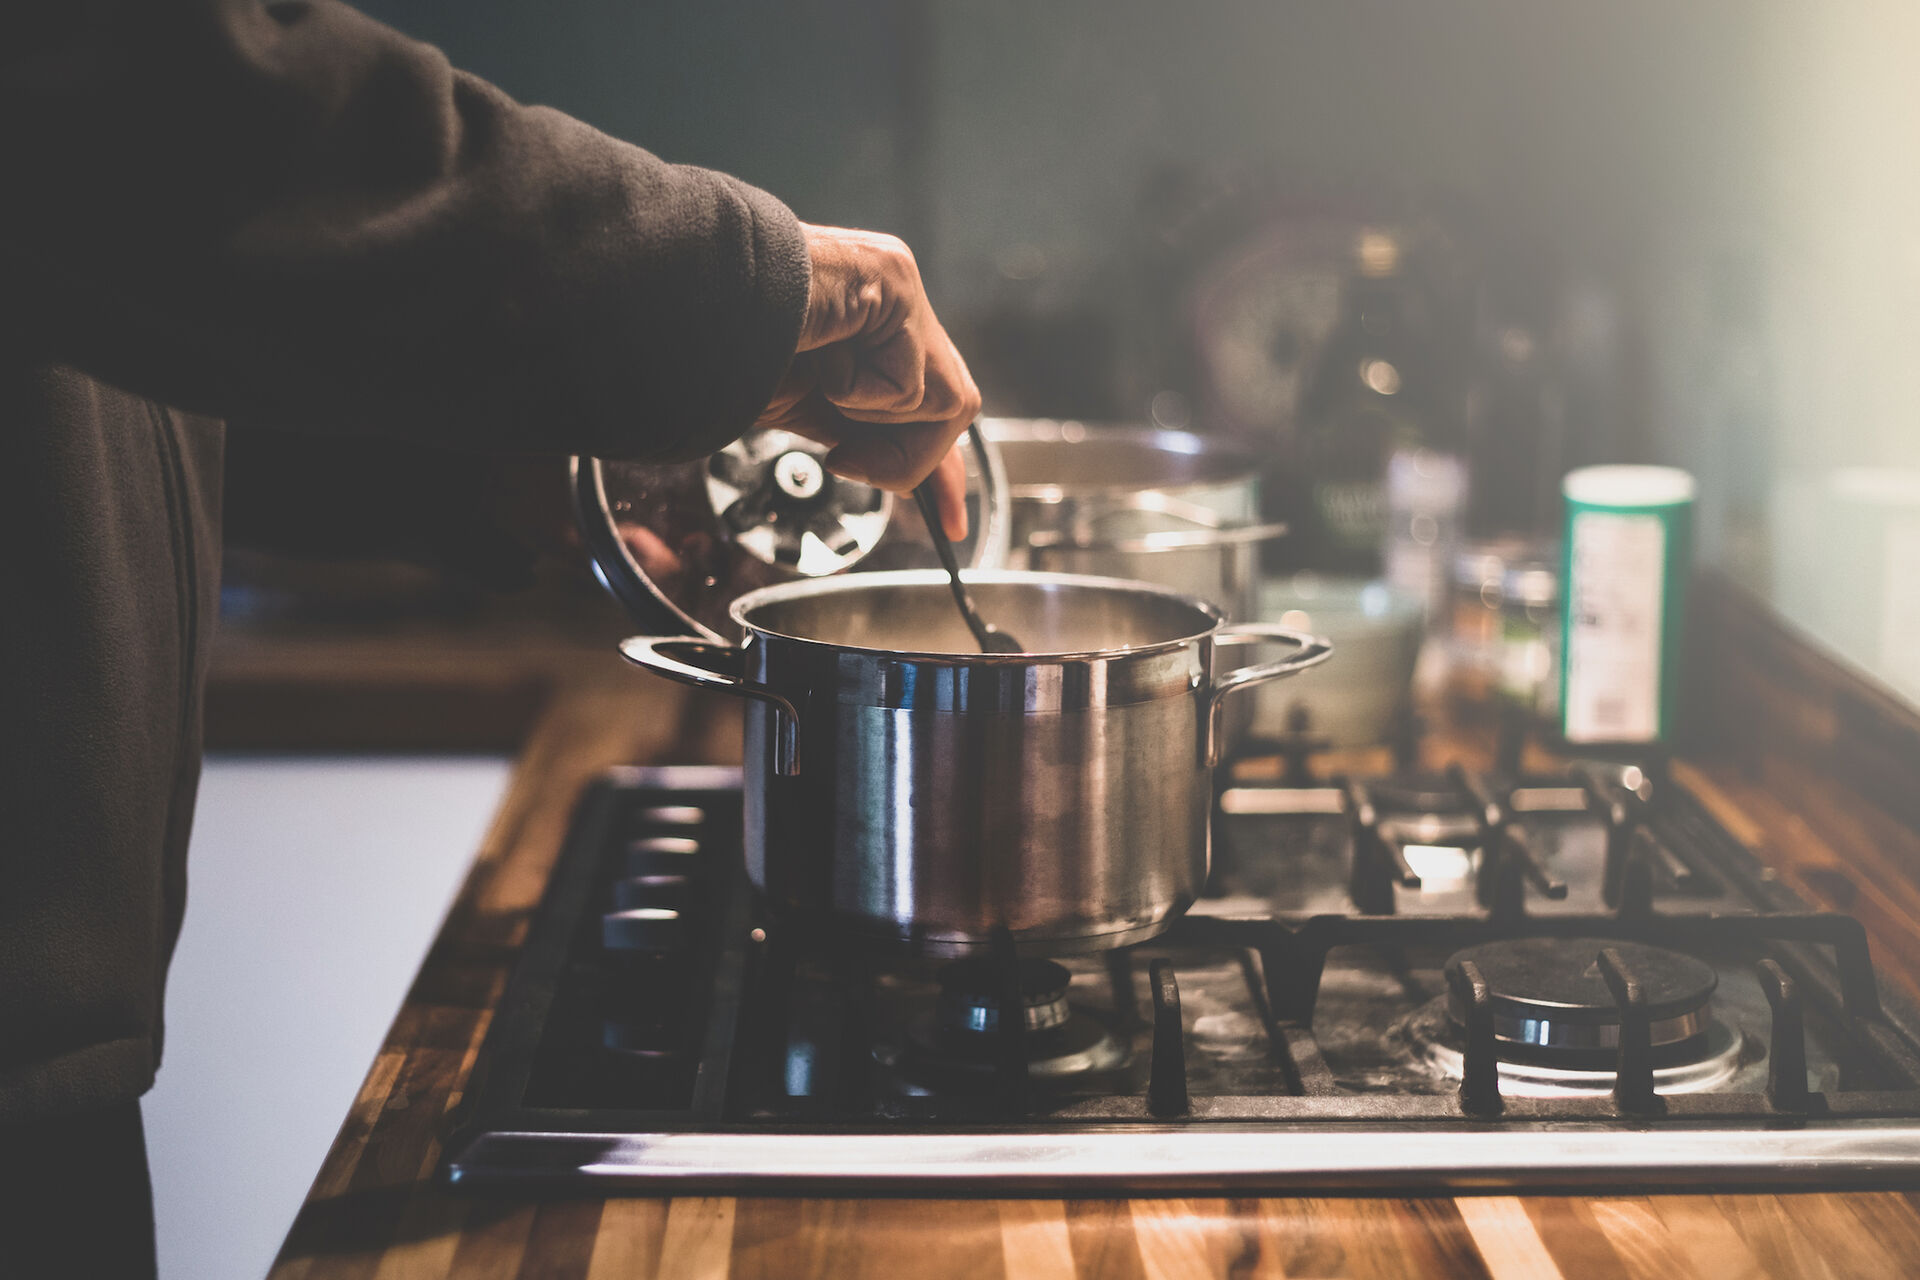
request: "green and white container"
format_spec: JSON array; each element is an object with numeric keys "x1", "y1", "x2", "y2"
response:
[{"x1": 1559, "y1": 466, "x2": 1696, "y2": 745}]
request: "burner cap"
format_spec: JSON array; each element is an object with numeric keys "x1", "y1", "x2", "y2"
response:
[
  {"x1": 1445, "y1": 938, "x2": 1715, "y2": 1057},
  {"x1": 936, "y1": 958, "x2": 1072, "y2": 1035},
  {"x1": 902, "y1": 959, "x2": 1128, "y2": 1084}
]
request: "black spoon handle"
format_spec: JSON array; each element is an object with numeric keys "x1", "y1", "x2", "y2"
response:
[{"x1": 913, "y1": 478, "x2": 998, "y2": 653}]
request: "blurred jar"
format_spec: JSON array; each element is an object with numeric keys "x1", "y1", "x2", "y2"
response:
[
  {"x1": 1496, "y1": 559, "x2": 1560, "y2": 716},
  {"x1": 1559, "y1": 465, "x2": 1694, "y2": 745},
  {"x1": 1450, "y1": 536, "x2": 1558, "y2": 711}
]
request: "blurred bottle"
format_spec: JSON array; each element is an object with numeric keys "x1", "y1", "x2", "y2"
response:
[
  {"x1": 1296, "y1": 229, "x2": 1437, "y2": 574},
  {"x1": 1384, "y1": 448, "x2": 1468, "y2": 628},
  {"x1": 1462, "y1": 317, "x2": 1562, "y2": 539},
  {"x1": 1448, "y1": 535, "x2": 1560, "y2": 717}
]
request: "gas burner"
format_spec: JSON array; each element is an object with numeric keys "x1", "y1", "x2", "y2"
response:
[
  {"x1": 1445, "y1": 937, "x2": 1717, "y2": 1066},
  {"x1": 1397, "y1": 1000, "x2": 1750, "y2": 1097},
  {"x1": 1392, "y1": 936, "x2": 1748, "y2": 1096},
  {"x1": 936, "y1": 958, "x2": 1073, "y2": 1035},
  {"x1": 895, "y1": 958, "x2": 1127, "y2": 1085}
]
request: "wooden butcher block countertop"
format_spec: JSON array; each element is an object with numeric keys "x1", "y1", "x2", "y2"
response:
[{"x1": 215, "y1": 596, "x2": 1920, "y2": 1279}]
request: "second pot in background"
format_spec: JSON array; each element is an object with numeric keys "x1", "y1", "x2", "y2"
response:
[{"x1": 984, "y1": 417, "x2": 1286, "y2": 618}]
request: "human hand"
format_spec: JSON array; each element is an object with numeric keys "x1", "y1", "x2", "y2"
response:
[{"x1": 756, "y1": 224, "x2": 981, "y2": 540}]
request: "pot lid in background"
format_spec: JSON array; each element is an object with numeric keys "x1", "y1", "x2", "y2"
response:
[{"x1": 572, "y1": 426, "x2": 1010, "y2": 642}]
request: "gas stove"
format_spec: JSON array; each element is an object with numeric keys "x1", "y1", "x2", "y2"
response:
[{"x1": 445, "y1": 744, "x2": 1920, "y2": 1191}]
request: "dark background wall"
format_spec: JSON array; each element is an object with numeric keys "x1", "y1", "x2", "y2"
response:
[
  {"x1": 353, "y1": 1, "x2": 1757, "y2": 314},
  {"x1": 354, "y1": 1, "x2": 924, "y2": 239},
  {"x1": 353, "y1": 2, "x2": 1920, "y2": 702}
]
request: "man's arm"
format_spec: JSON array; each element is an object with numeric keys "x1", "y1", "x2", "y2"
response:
[{"x1": 1, "y1": 0, "x2": 808, "y2": 462}]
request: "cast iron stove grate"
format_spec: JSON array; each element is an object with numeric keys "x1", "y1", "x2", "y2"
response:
[{"x1": 444, "y1": 763, "x2": 1920, "y2": 1192}]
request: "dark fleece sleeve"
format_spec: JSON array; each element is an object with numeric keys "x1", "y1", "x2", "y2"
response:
[{"x1": 0, "y1": 0, "x2": 810, "y2": 462}]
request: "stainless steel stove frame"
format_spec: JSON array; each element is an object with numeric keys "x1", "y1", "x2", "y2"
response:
[
  {"x1": 443, "y1": 765, "x2": 1920, "y2": 1192},
  {"x1": 449, "y1": 1126, "x2": 1920, "y2": 1193}
]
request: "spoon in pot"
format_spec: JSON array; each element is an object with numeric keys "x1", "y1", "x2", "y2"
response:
[{"x1": 912, "y1": 438, "x2": 1024, "y2": 655}]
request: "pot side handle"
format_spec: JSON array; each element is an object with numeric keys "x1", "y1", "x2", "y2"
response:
[
  {"x1": 618, "y1": 636, "x2": 801, "y2": 776},
  {"x1": 1207, "y1": 625, "x2": 1334, "y2": 767}
]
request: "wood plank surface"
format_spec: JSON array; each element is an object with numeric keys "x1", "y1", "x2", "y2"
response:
[{"x1": 245, "y1": 615, "x2": 1920, "y2": 1279}]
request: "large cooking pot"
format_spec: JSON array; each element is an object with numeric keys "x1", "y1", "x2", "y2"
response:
[
  {"x1": 1021, "y1": 498, "x2": 1280, "y2": 623},
  {"x1": 984, "y1": 418, "x2": 1263, "y2": 521},
  {"x1": 620, "y1": 569, "x2": 1329, "y2": 956},
  {"x1": 982, "y1": 418, "x2": 1286, "y2": 619}
]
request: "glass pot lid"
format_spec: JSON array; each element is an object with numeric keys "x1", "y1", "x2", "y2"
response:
[{"x1": 572, "y1": 425, "x2": 1009, "y2": 641}]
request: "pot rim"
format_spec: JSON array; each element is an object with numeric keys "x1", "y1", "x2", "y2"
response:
[
  {"x1": 726, "y1": 568, "x2": 1227, "y2": 664},
  {"x1": 1027, "y1": 519, "x2": 1290, "y2": 555}
]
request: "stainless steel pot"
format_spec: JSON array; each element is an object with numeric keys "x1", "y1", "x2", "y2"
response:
[
  {"x1": 1021, "y1": 498, "x2": 1282, "y2": 622},
  {"x1": 982, "y1": 419, "x2": 1285, "y2": 619},
  {"x1": 983, "y1": 418, "x2": 1263, "y2": 521},
  {"x1": 620, "y1": 570, "x2": 1329, "y2": 956}
]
